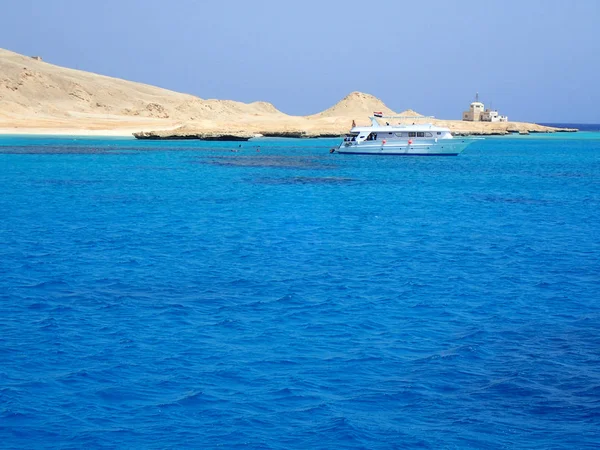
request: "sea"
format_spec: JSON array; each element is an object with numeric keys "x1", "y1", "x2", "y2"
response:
[{"x1": 1, "y1": 130, "x2": 599, "y2": 449}]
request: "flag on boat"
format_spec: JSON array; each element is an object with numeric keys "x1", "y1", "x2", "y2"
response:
[{"x1": 373, "y1": 111, "x2": 383, "y2": 117}]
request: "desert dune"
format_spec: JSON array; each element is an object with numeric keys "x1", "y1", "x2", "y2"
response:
[{"x1": 0, "y1": 48, "x2": 575, "y2": 138}]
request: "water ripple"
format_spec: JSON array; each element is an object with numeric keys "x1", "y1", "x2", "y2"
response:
[{"x1": 0, "y1": 136, "x2": 599, "y2": 448}]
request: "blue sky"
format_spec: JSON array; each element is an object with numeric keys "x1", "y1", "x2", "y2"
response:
[{"x1": 1, "y1": 0, "x2": 598, "y2": 122}]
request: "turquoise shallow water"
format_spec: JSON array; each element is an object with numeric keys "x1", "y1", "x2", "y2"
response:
[{"x1": 1, "y1": 134, "x2": 599, "y2": 448}]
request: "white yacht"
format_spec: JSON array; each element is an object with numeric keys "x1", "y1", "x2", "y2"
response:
[{"x1": 336, "y1": 116, "x2": 479, "y2": 156}]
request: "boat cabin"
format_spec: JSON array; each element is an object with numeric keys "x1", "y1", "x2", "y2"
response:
[{"x1": 344, "y1": 124, "x2": 453, "y2": 144}]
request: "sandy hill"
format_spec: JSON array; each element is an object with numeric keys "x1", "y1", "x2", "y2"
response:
[
  {"x1": 0, "y1": 48, "x2": 574, "y2": 136},
  {"x1": 313, "y1": 91, "x2": 396, "y2": 118},
  {"x1": 398, "y1": 109, "x2": 423, "y2": 117},
  {"x1": 0, "y1": 47, "x2": 287, "y2": 133}
]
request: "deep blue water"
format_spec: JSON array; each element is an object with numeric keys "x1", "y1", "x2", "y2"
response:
[
  {"x1": 1, "y1": 134, "x2": 599, "y2": 449},
  {"x1": 540, "y1": 123, "x2": 600, "y2": 132}
]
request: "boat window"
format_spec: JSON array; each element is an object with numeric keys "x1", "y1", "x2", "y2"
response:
[
  {"x1": 425, "y1": 132, "x2": 433, "y2": 137},
  {"x1": 417, "y1": 132, "x2": 425, "y2": 138},
  {"x1": 437, "y1": 132, "x2": 442, "y2": 135},
  {"x1": 394, "y1": 132, "x2": 405, "y2": 137},
  {"x1": 409, "y1": 132, "x2": 416, "y2": 138}
]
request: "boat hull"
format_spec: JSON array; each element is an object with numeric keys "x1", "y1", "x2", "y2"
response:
[{"x1": 336, "y1": 138, "x2": 478, "y2": 156}]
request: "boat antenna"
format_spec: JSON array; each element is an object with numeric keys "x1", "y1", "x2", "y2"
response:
[{"x1": 475, "y1": 92, "x2": 479, "y2": 102}]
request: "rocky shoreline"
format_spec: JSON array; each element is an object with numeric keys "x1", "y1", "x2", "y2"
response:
[
  {"x1": 133, "y1": 130, "x2": 254, "y2": 141},
  {"x1": 133, "y1": 128, "x2": 346, "y2": 140},
  {"x1": 133, "y1": 125, "x2": 578, "y2": 141},
  {"x1": 451, "y1": 127, "x2": 578, "y2": 137}
]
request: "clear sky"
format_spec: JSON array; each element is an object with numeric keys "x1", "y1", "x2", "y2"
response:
[{"x1": 1, "y1": 0, "x2": 599, "y2": 122}]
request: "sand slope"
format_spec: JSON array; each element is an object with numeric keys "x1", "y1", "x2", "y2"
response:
[
  {"x1": 0, "y1": 48, "x2": 288, "y2": 134},
  {"x1": 313, "y1": 92, "x2": 396, "y2": 118},
  {"x1": 0, "y1": 48, "x2": 574, "y2": 136}
]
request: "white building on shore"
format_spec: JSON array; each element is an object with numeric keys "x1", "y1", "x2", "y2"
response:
[{"x1": 463, "y1": 93, "x2": 508, "y2": 122}]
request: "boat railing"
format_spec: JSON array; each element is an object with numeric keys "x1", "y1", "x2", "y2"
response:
[
  {"x1": 369, "y1": 115, "x2": 436, "y2": 127},
  {"x1": 371, "y1": 115, "x2": 435, "y2": 120}
]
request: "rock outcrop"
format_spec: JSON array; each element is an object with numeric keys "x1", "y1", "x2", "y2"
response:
[{"x1": 133, "y1": 126, "x2": 254, "y2": 141}]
